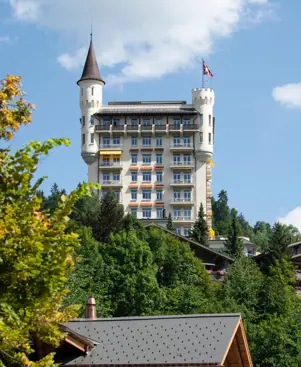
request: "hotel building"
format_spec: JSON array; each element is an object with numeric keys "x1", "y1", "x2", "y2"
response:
[{"x1": 78, "y1": 39, "x2": 215, "y2": 235}]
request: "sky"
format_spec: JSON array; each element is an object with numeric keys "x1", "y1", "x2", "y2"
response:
[{"x1": 0, "y1": 0, "x2": 301, "y2": 229}]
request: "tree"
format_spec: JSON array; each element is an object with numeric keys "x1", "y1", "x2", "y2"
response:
[
  {"x1": 189, "y1": 203, "x2": 208, "y2": 246},
  {"x1": 0, "y1": 76, "x2": 95, "y2": 367},
  {"x1": 94, "y1": 190, "x2": 124, "y2": 242},
  {"x1": 43, "y1": 183, "x2": 65, "y2": 214},
  {"x1": 212, "y1": 190, "x2": 231, "y2": 235},
  {"x1": 224, "y1": 215, "x2": 244, "y2": 259},
  {"x1": 251, "y1": 221, "x2": 272, "y2": 251},
  {"x1": 166, "y1": 212, "x2": 175, "y2": 231}
]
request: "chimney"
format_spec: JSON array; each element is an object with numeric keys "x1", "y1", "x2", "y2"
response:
[{"x1": 85, "y1": 296, "x2": 97, "y2": 319}]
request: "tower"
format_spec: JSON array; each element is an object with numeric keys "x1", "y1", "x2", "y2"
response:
[
  {"x1": 77, "y1": 36, "x2": 105, "y2": 166},
  {"x1": 192, "y1": 88, "x2": 215, "y2": 229}
]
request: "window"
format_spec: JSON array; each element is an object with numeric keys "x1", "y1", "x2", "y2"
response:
[
  {"x1": 183, "y1": 119, "x2": 190, "y2": 126},
  {"x1": 209, "y1": 115, "x2": 212, "y2": 126},
  {"x1": 131, "y1": 154, "x2": 138, "y2": 164},
  {"x1": 131, "y1": 208, "x2": 138, "y2": 217},
  {"x1": 131, "y1": 119, "x2": 138, "y2": 126},
  {"x1": 173, "y1": 172, "x2": 181, "y2": 182},
  {"x1": 173, "y1": 136, "x2": 180, "y2": 146},
  {"x1": 131, "y1": 189, "x2": 137, "y2": 201},
  {"x1": 103, "y1": 156, "x2": 110, "y2": 166},
  {"x1": 142, "y1": 154, "x2": 151, "y2": 164},
  {"x1": 113, "y1": 119, "x2": 120, "y2": 126},
  {"x1": 82, "y1": 116, "x2": 86, "y2": 126},
  {"x1": 184, "y1": 227, "x2": 190, "y2": 236},
  {"x1": 91, "y1": 100, "x2": 94, "y2": 108},
  {"x1": 156, "y1": 190, "x2": 163, "y2": 201},
  {"x1": 82, "y1": 133, "x2": 85, "y2": 145},
  {"x1": 184, "y1": 208, "x2": 191, "y2": 218},
  {"x1": 81, "y1": 88, "x2": 83, "y2": 96},
  {"x1": 184, "y1": 154, "x2": 191, "y2": 164},
  {"x1": 184, "y1": 173, "x2": 191, "y2": 183},
  {"x1": 142, "y1": 190, "x2": 151, "y2": 200},
  {"x1": 143, "y1": 119, "x2": 151, "y2": 126},
  {"x1": 114, "y1": 190, "x2": 120, "y2": 200},
  {"x1": 173, "y1": 154, "x2": 180, "y2": 163},
  {"x1": 200, "y1": 114, "x2": 203, "y2": 125},
  {"x1": 174, "y1": 208, "x2": 181, "y2": 217},
  {"x1": 156, "y1": 154, "x2": 162, "y2": 164},
  {"x1": 132, "y1": 136, "x2": 138, "y2": 146},
  {"x1": 113, "y1": 136, "x2": 120, "y2": 145},
  {"x1": 176, "y1": 227, "x2": 181, "y2": 235},
  {"x1": 156, "y1": 136, "x2": 162, "y2": 146},
  {"x1": 103, "y1": 136, "x2": 110, "y2": 146},
  {"x1": 174, "y1": 190, "x2": 181, "y2": 200},
  {"x1": 103, "y1": 172, "x2": 110, "y2": 181},
  {"x1": 156, "y1": 208, "x2": 163, "y2": 218},
  {"x1": 131, "y1": 172, "x2": 138, "y2": 182},
  {"x1": 156, "y1": 171, "x2": 163, "y2": 183},
  {"x1": 142, "y1": 136, "x2": 151, "y2": 146},
  {"x1": 142, "y1": 171, "x2": 152, "y2": 182},
  {"x1": 104, "y1": 120, "x2": 110, "y2": 126},
  {"x1": 113, "y1": 173, "x2": 120, "y2": 181},
  {"x1": 90, "y1": 133, "x2": 94, "y2": 144},
  {"x1": 200, "y1": 132, "x2": 203, "y2": 143},
  {"x1": 183, "y1": 136, "x2": 191, "y2": 146},
  {"x1": 90, "y1": 117, "x2": 94, "y2": 125},
  {"x1": 113, "y1": 156, "x2": 120, "y2": 163},
  {"x1": 143, "y1": 208, "x2": 152, "y2": 219},
  {"x1": 173, "y1": 119, "x2": 181, "y2": 126},
  {"x1": 91, "y1": 86, "x2": 94, "y2": 96},
  {"x1": 209, "y1": 133, "x2": 212, "y2": 144},
  {"x1": 155, "y1": 119, "x2": 162, "y2": 126},
  {"x1": 184, "y1": 190, "x2": 191, "y2": 201}
]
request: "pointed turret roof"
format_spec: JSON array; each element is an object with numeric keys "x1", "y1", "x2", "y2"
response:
[{"x1": 77, "y1": 40, "x2": 105, "y2": 85}]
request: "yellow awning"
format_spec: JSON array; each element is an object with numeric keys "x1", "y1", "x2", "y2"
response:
[{"x1": 99, "y1": 151, "x2": 122, "y2": 155}]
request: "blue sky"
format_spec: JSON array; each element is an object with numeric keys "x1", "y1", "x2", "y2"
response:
[{"x1": 1, "y1": 0, "x2": 301, "y2": 229}]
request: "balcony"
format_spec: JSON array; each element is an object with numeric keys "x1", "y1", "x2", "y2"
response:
[
  {"x1": 170, "y1": 198, "x2": 194, "y2": 205},
  {"x1": 99, "y1": 162, "x2": 123, "y2": 170},
  {"x1": 183, "y1": 124, "x2": 199, "y2": 131},
  {"x1": 112, "y1": 125, "x2": 125, "y2": 131},
  {"x1": 141, "y1": 125, "x2": 152, "y2": 131},
  {"x1": 172, "y1": 216, "x2": 194, "y2": 222},
  {"x1": 155, "y1": 124, "x2": 167, "y2": 131},
  {"x1": 169, "y1": 124, "x2": 181, "y2": 131},
  {"x1": 170, "y1": 143, "x2": 193, "y2": 151},
  {"x1": 170, "y1": 179, "x2": 194, "y2": 187},
  {"x1": 99, "y1": 144, "x2": 123, "y2": 150},
  {"x1": 101, "y1": 180, "x2": 123, "y2": 187},
  {"x1": 170, "y1": 161, "x2": 194, "y2": 169},
  {"x1": 127, "y1": 124, "x2": 139, "y2": 131},
  {"x1": 95, "y1": 125, "x2": 110, "y2": 131}
]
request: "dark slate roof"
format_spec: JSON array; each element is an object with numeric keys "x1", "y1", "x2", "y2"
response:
[
  {"x1": 145, "y1": 223, "x2": 234, "y2": 263},
  {"x1": 77, "y1": 41, "x2": 105, "y2": 85},
  {"x1": 95, "y1": 105, "x2": 198, "y2": 116},
  {"x1": 63, "y1": 314, "x2": 241, "y2": 365}
]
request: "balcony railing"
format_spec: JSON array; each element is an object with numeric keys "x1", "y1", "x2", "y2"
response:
[
  {"x1": 101, "y1": 180, "x2": 123, "y2": 186},
  {"x1": 170, "y1": 143, "x2": 193, "y2": 149},
  {"x1": 95, "y1": 125, "x2": 110, "y2": 131},
  {"x1": 141, "y1": 125, "x2": 152, "y2": 130},
  {"x1": 155, "y1": 125, "x2": 167, "y2": 130},
  {"x1": 169, "y1": 124, "x2": 181, "y2": 130},
  {"x1": 172, "y1": 216, "x2": 193, "y2": 221},
  {"x1": 171, "y1": 198, "x2": 193, "y2": 205},
  {"x1": 100, "y1": 144, "x2": 123, "y2": 150},
  {"x1": 171, "y1": 179, "x2": 193, "y2": 185},
  {"x1": 112, "y1": 125, "x2": 124, "y2": 130},
  {"x1": 170, "y1": 161, "x2": 193, "y2": 167},
  {"x1": 127, "y1": 125, "x2": 139, "y2": 130},
  {"x1": 99, "y1": 162, "x2": 122, "y2": 168},
  {"x1": 182, "y1": 124, "x2": 199, "y2": 130}
]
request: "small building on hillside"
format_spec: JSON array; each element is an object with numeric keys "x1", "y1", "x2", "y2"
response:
[
  {"x1": 208, "y1": 236, "x2": 258, "y2": 258},
  {"x1": 37, "y1": 297, "x2": 254, "y2": 367},
  {"x1": 145, "y1": 223, "x2": 233, "y2": 275}
]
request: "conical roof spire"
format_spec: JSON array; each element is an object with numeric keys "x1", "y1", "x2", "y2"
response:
[{"x1": 77, "y1": 39, "x2": 105, "y2": 85}]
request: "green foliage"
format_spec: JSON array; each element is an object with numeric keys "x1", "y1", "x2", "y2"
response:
[
  {"x1": 224, "y1": 216, "x2": 244, "y2": 259},
  {"x1": 189, "y1": 203, "x2": 208, "y2": 246},
  {"x1": 212, "y1": 190, "x2": 231, "y2": 235},
  {"x1": 94, "y1": 190, "x2": 124, "y2": 242},
  {"x1": 166, "y1": 212, "x2": 175, "y2": 231}
]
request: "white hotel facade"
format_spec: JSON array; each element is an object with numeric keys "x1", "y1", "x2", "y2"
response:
[{"x1": 78, "y1": 40, "x2": 215, "y2": 236}]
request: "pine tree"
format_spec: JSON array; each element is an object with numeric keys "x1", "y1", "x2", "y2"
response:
[
  {"x1": 166, "y1": 212, "x2": 175, "y2": 232},
  {"x1": 189, "y1": 203, "x2": 209, "y2": 246},
  {"x1": 212, "y1": 190, "x2": 231, "y2": 235},
  {"x1": 224, "y1": 215, "x2": 244, "y2": 259},
  {"x1": 95, "y1": 190, "x2": 124, "y2": 242}
]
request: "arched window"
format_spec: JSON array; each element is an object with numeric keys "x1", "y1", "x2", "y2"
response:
[{"x1": 91, "y1": 86, "x2": 94, "y2": 96}]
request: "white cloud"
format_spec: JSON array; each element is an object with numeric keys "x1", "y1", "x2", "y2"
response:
[
  {"x1": 277, "y1": 207, "x2": 301, "y2": 232},
  {"x1": 0, "y1": 36, "x2": 11, "y2": 43},
  {"x1": 272, "y1": 83, "x2": 301, "y2": 108},
  {"x1": 9, "y1": 0, "x2": 274, "y2": 85}
]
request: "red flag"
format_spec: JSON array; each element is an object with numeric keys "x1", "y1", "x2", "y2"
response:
[{"x1": 203, "y1": 60, "x2": 214, "y2": 78}]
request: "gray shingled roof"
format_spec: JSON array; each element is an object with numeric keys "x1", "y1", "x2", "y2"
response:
[
  {"x1": 63, "y1": 314, "x2": 241, "y2": 365},
  {"x1": 95, "y1": 105, "x2": 198, "y2": 116},
  {"x1": 77, "y1": 41, "x2": 105, "y2": 85}
]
